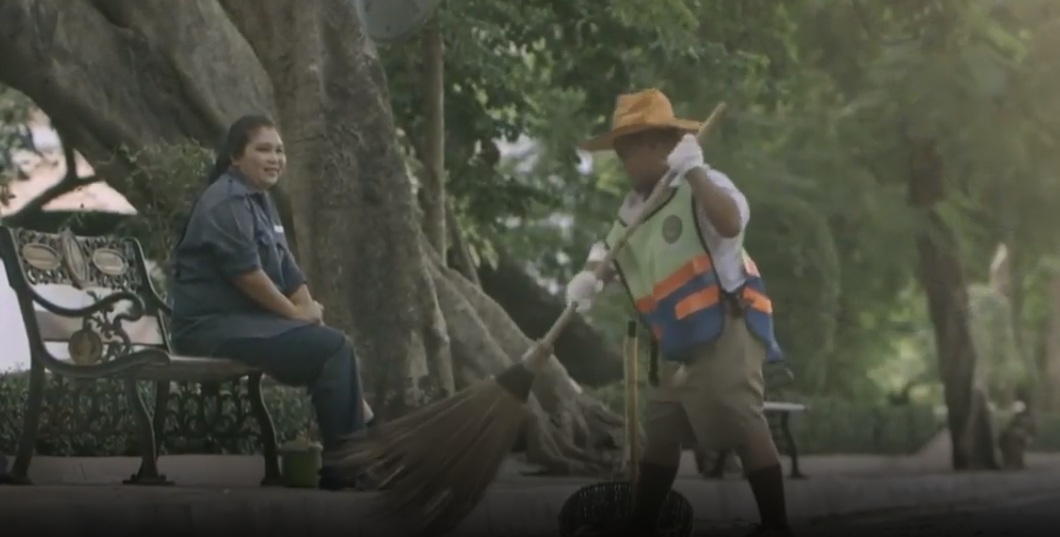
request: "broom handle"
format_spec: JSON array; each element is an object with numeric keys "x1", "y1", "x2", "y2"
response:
[
  {"x1": 520, "y1": 102, "x2": 729, "y2": 369},
  {"x1": 626, "y1": 320, "x2": 640, "y2": 485}
]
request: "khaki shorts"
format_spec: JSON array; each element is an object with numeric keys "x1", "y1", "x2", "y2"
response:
[{"x1": 641, "y1": 310, "x2": 769, "y2": 463}]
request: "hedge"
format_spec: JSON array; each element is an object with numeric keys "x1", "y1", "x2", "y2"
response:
[
  {"x1": 0, "y1": 370, "x2": 312, "y2": 456},
  {"x1": 2, "y1": 370, "x2": 1059, "y2": 457},
  {"x1": 585, "y1": 379, "x2": 1060, "y2": 455}
]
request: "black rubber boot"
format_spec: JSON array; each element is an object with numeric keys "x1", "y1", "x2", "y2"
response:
[
  {"x1": 744, "y1": 464, "x2": 792, "y2": 536},
  {"x1": 628, "y1": 462, "x2": 681, "y2": 534}
]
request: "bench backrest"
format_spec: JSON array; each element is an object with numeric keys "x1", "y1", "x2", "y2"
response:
[{"x1": 0, "y1": 227, "x2": 170, "y2": 363}]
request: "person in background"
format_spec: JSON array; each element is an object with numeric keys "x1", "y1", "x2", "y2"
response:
[
  {"x1": 566, "y1": 89, "x2": 791, "y2": 537},
  {"x1": 169, "y1": 114, "x2": 373, "y2": 490}
]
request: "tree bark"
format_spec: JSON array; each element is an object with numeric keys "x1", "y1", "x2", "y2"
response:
[
  {"x1": 424, "y1": 243, "x2": 622, "y2": 473},
  {"x1": 216, "y1": 0, "x2": 457, "y2": 415},
  {"x1": 0, "y1": 0, "x2": 622, "y2": 473},
  {"x1": 0, "y1": 0, "x2": 302, "y2": 253},
  {"x1": 908, "y1": 140, "x2": 999, "y2": 471},
  {"x1": 445, "y1": 200, "x2": 480, "y2": 285},
  {"x1": 417, "y1": 16, "x2": 447, "y2": 257},
  {"x1": 478, "y1": 252, "x2": 624, "y2": 387}
]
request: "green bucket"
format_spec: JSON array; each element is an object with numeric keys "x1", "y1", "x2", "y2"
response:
[{"x1": 278, "y1": 438, "x2": 323, "y2": 488}]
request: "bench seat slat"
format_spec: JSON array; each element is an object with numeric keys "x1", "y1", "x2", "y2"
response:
[{"x1": 54, "y1": 355, "x2": 259, "y2": 383}]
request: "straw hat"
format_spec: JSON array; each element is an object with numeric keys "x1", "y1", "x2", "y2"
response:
[{"x1": 579, "y1": 89, "x2": 702, "y2": 152}]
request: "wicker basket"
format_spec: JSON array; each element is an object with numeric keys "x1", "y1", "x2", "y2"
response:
[
  {"x1": 557, "y1": 480, "x2": 695, "y2": 537},
  {"x1": 559, "y1": 322, "x2": 695, "y2": 536}
]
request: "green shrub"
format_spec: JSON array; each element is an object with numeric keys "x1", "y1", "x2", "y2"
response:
[
  {"x1": 1031, "y1": 413, "x2": 1060, "y2": 452},
  {"x1": 0, "y1": 370, "x2": 313, "y2": 456},
  {"x1": 783, "y1": 396, "x2": 942, "y2": 455},
  {"x1": 4, "y1": 368, "x2": 1055, "y2": 457},
  {"x1": 583, "y1": 381, "x2": 943, "y2": 455}
]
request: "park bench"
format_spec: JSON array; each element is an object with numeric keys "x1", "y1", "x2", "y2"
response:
[
  {"x1": 0, "y1": 226, "x2": 282, "y2": 486},
  {"x1": 694, "y1": 400, "x2": 809, "y2": 479}
]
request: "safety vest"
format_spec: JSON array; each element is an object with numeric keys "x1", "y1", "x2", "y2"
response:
[{"x1": 604, "y1": 180, "x2": 783, "y2": 363}]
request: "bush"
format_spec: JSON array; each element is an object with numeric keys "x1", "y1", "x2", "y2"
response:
[
  {"x1": 4, "y1": 368, "x2": 1054, "y2": 458},
  {"x1": 583, "y1": 381, "x2": 943, "y2": 455},
  {"x1": 784, "y1": 395, "x2": 942, "y2": 455},
  {"x1": 1031, "y1": 413, "x2": 1060, "y2": 452},
  {"x1": 0, "y1": 370, "x2": 313, "y2": 456}
]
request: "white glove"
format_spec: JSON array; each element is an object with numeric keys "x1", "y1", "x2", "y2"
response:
[
  {"x1": 586, "y1": 241, "x2": 608, "y2": 264},
  {"x1": 667, "y1": 133, "x2": 706, "y2": 186},
  {"x1": 565, "y1": 270, "x2": 603, "y2": 312}
]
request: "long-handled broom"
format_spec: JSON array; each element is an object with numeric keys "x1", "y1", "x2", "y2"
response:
[{"x1": 334, "y1": 102, "x2": 729, "y2": 537}]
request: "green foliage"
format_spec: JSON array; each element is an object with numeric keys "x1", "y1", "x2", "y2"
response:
[
  {"x1": 968, "y1": 283, "x2": 1035, "y2": 405},
  {"x1": 0, "y1": 371, "x2": 312, "y2": 456},
  {"x1": 9, "y1": 0, "x2": 1060, "y2": 412},
  {"x1": 0, "y1": 84, "x2": 34, "y2": 185},
  {"x1": 369, "y1": 0, "x2": 1060, "y2": 403},
  {"x1": 111, "y1": 141, "x2": 214, "y2": 291},
  {"x1": 785, "y1": 398, "x2": 942, "y2": 456},
  {"x1": 586, "y1": 376, "x2": 943, "y2": 455},
  {"x1": 1033, "y1": 413, "x2": 1060, "y2": 452}
]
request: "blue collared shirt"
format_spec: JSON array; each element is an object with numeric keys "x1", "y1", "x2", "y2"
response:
[{"x1": 168, "y1": 170, "x2": 309, "y2": 355}]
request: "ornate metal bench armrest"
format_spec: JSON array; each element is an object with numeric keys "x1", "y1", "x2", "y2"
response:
[
  {"x1": 30, "y1": 288, "x2": 147, "y2": 321},
  {"x1": 141, "y1": 286, "x2": 172, "y2": 316}
]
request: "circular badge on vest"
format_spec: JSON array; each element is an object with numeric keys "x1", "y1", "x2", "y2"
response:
[{"x1": 661, "y1": 214, "x2": 683, "y2": 244}]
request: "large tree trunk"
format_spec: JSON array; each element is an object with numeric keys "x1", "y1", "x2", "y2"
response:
[
  {"x1": 479, "y1": 252, "x2": 624, "y2": 387},
  {"x1": 0, "y1": 0, "x2": 622, "y2": 473},
  {"x1": 908, "y1": 140, "x2": 999, "y2": 471},
  {"x1": 424, "y1": 245, "x2": 623, "y2": 473}
]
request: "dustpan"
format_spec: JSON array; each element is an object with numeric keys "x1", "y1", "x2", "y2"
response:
[{"x1": 557, "y1": 321, "x2": 695, "y2": 537}]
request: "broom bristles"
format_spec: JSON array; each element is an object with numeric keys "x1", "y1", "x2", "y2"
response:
[{"x1": 333, "y1": 377, "x2": 533, "y2": 536}]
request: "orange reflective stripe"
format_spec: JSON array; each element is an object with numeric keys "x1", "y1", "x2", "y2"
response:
[
  {"x1": 635, "y1": 296, "x2": 655, "y2": 313},
  {"x1": 674, "y1": 287, "x2": 720, "y2": 320},
  {"x1": 634, "y1": 254, "x2": 714, "y2": 313},
  {"x1": 655, "y1": 254, "x2": 713, "y2": 299},
  {"x1": 742, "y1": 286, "x2": 773, "y2": 314}
]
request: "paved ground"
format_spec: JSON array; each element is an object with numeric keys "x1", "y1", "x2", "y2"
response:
[
  {"x1": 2, "y1": 443, "x2": 1060, "y2": 536},
  {"x1": 789, "y1": 489, "x2": 1060, "y2": 537}
]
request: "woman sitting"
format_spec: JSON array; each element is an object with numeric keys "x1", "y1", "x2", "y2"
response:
[{"x1": 169, "y1": 114, "x2": 372, "y2": 490}]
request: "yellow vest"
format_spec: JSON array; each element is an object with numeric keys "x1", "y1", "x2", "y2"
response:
[{"x1": 604, "y1": 181, "x2": 782, "y2": 362}]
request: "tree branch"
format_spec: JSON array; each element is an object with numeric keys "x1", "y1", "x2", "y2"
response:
[
  {"x1": 0, "y1": 0, "x2": 274, "y2": 182},
  {"x1": 2, "y1": 127, "x2": 103, "y2": 225},
  {"x1": 418, "y1": 16, "x2": 447, "y2": 257}
]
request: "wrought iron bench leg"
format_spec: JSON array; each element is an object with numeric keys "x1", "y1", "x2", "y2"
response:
[
  {"x1": 780, "y1": 413, "x2": 807, "y2": 479},
  {"x1": 132, "y1": 380, "x2": 171, "y2": 483},
  {"x1": 248, "y1": 373, "x2": 282, "y2": 486},
  {"x1": 151, "y1": 380, "x2": 171, "y2": 458},
  {"x1": 8, "y1": 364, "x2": 46, "y2": 485},
  {"x1": 123, "y1": 378, "x2": 172, "y2": 485}
]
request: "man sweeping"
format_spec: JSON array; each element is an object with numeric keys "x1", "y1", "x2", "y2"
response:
[{"x1": 566, "y1": 88, "x2": 792, "y2": 537}]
